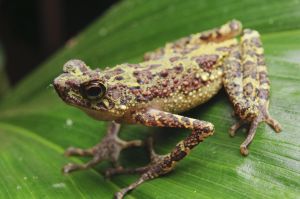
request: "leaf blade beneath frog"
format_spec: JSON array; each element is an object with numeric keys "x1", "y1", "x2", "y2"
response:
[
  {"x1": 0, "y1": 0, "x2": 300, "y2": 198},
  {"x1": 0, "y1": 123, "x2": 129, "y2": 199}
]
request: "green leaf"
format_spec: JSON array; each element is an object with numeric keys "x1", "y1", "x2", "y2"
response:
[{"x1": 0, "y1": 0, "x2": 299, "y2": 198}]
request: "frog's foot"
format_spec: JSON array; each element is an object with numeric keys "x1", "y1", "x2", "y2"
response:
[
  {"x1": 229, "y1": 120, "x2": 246, "y2": 137},
  {"x1": 223, "y1": 29, "x2": 282, "y2": 156},
  {"x1": 104, "y1": 138, "x2": 164, "y2": 178},
  {"x1": 104, "y1": 138, "x2": 171, "y2": 199},
  {"x1": 64, "y1": 146, "x2": 94, "y2": 157},
  {"x1": 62, "y1": 121, "x2": 143, "y2": 174},
  {"x1": 229, "y1": 111, "x2": 281, "y2": 156}
]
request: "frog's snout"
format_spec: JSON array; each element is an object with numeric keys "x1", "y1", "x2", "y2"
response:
[
  {"x1": 53, "y1": 77, "x2": 65, "y2": 100},
  {"x1": 53, "y1": 75, "x2": 74, "y2": 101}
]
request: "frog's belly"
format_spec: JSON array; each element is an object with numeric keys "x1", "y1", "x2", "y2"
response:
[{"x1": 152, "y1": 78, "x2": 223, "y2": 113}]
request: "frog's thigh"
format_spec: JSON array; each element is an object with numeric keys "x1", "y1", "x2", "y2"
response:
[
  {"x1": 223, "y1": 46, "x2": 258, "y2": 120},
  {"x1": 223, "y1": 29, "x2": 281, "y2": 155},
  {"x1": 144, "y1": 20, "x2": 242, "y2": 61},
  {"x1": 224, "y1": 29, "x2": 273, "y2": 119},
  {"x1": 115, "y1": 109, "x2": 214, "y2": 198},
  {"x1": 241, "y1": 29, "x2": 281, "y2": 130}
]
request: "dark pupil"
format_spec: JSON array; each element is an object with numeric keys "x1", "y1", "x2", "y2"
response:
[{"x1": 86, "y1": 86, "x2": 102, "y2": 97}]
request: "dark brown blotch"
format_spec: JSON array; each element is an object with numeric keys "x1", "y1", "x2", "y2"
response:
[
  {"x1": 171, "y1": 149, "x2": 187, "y2": 161},
  {"x1": 194, "y1": 54, "x2": 219, "y2": 72},
  {"x1": 114, "y1": 76, "x2": 124, "y2": 81},
  {"x1": 251, "y1": 37, "x2": 262, "y2": 48},
  {"x1": 199, "y1": 32, "x2": 212, "y2": 41},
  {"x1": 174, "y1": 64, "x2": 184, "y2": 73},
  {"x1": 161, "y1": 80, "x2": 168, "y2": 87},
  {"x1": 160, "y1": 70, "x2": 169, "y2": 77},
  {"x1": 181, "y1": 117, "x2": 191, "y2": 126},
  {"x1": 258, "y1": 89, "x2": 269, "y2": 100}
]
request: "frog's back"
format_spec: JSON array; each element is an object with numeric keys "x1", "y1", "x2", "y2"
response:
[{"x1": 103, "y1": 39, "x2": 237, "y2": 113}]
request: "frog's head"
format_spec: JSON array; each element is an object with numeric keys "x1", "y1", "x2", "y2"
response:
[{"x1": 53, "y1": 59, "x2": 126, "y2": 121}]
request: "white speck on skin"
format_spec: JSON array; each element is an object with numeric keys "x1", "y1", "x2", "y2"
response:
[
  {"x1": 17, "y1": 185, "x2": 22, "y2": 190},
  {"x1": 23, "y1": 176, "x2": 28, "y2": 180},
  {"x1": 120, "y1": 105, "x2": 127, "y2": 110},
  {"x1": 65, "y1": 118, "x2": 73, "y2": 126},
  {"x1": 52, "y1": 182, "x2": 66, "y2": 189}
]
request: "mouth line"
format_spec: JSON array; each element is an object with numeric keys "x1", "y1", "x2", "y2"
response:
[
  {"x1": 63, "y1": 94, "x2": 79, "y2": 105},
  {"x1": 53, "y1": 84, "x2": 80, "y2": 106}
]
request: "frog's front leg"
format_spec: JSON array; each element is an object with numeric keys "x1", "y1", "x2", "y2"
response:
[
  {"x1": 112, "y1": 109, "x2": 214, "y2": 199},
  {"x1": 62, "y1": 121, "x2": 143, "y2": 173},
  {"x1": 223, "y1": 29, "x2": 282, "y2": 155}
]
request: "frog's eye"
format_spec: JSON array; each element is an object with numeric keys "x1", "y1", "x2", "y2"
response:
[{"x1": 81, "y1": 81, "x2": 106, "y2": 100}]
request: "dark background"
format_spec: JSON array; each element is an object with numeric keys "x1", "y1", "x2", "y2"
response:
[{"x1": 0, "y1": 0, "x2": 119, "y2": 86}]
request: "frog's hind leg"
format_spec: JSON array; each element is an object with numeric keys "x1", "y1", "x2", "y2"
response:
[
  {"x1": 223, "y1": 29, "x2": 282, "y2": 155},
  {"x1": 110, "y1": 109, "x2": 214, "y2": 199},
  {"x1": 144, "y1": 20, "x2": 242, "y2": 61},
  {"x1": 62, "y1": 121, "x2": 143, "y2": 173}
]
